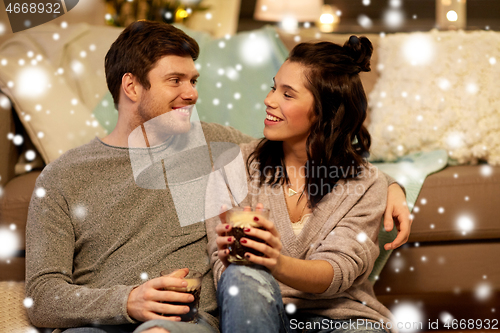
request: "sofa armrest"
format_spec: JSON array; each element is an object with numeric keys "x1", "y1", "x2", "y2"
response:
[
  {"x1": 0, "y1": 282, "x2": 34, "y2": 332},
  {"x1": 0, "y1": 95, "x2": 18, "y2": 188}
]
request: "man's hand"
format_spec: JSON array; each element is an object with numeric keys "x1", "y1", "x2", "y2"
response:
[
  {"x1": 127, "y1": 268, "x2": 194, "y2": 322},
  {"x1": 383, "y1": 183, "x2": 413, "y2": 250}
]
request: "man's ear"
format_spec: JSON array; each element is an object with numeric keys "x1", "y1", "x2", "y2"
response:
[{"x1": 121, "y1": 73, "x2": 142, "y2": 103}]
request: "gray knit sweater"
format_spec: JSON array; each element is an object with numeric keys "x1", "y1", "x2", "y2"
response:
[
  {"x1": 207, "y1": 141, "x2": 394, "y2": 328},
  {"x1": 25, "y1": 122, "x2": 253, "y2": 329}
]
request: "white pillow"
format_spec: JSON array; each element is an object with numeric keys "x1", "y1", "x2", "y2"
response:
[
  {"x1": 368, "y1": 30, "x2": 500, "y2": 165},
  {"x1": 0, "y1": 24, "x2": 108, "y2": 164}
]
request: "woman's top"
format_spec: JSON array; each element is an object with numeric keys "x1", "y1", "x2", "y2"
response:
[
  {"x1": 207, "y1": 140, "x2": 394, "y2": 329},
  {"x1": 291, "y1": 213, "x2": 312, "y2": 235}
]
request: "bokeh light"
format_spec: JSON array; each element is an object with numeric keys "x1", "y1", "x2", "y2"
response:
[
  {"x1": 16, "y1": 67, "x2": 49, "y2": 98},
  {"x1": 446, "y1": 10, "x2": 458, "y2": 22},
  {"x1": 457, "y1": 215, "x2": 474, "y2": 234},
  {"x1": 384, "y1": 9, "x2": 404, "y2": 29},
  {"x1": 358, "y1": 15, "x2": 373, "y2": 29},
  {"x1": 480, "y1": 165, "x2": 493, "y2": 177},
  {"x1": 228, "y1": 285, "x2": 239, "y2": 296},
  {"x1": 391, "y1": 302, "x2": 424, "y2": 333},
  {"x1": 0, "y1": 228, "x2": 20, "y2": 258},
  {"x1": 402, "y1": 35, "x2": 434, "y2": 66},
  {"x1": 240, "y1": 34, "x2": 271, "y2": 66},
  {"x1": 474, "y1": 282, "x2": 492, "y2": 301},
  {"x1": 285, "y1": 303, "x2": 297, "y2": 314}
]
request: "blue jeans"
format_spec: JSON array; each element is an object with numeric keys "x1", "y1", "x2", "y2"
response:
[
  {"x1": 61, "y1": 315, "x2": 217, "y2": 333},
  {"x1": 216, "y1": 264, "x2": 387, "y2": 333}
]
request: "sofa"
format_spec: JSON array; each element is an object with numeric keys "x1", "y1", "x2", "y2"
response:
[{"x1": 0, "y1": 23, "x2": 499, "y2": 332}]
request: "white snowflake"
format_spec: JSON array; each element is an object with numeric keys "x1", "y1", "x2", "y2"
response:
[
  {"x1": 228, "y1": 285, "x2": 239, "y2": 296},
  {"x1": 357, "y1": 232, "x2": 367, "y2": 243},
  {"x1": 35, "y1": 187, "x2": 46, "y2": 198},
  {"x1": 474, "y1": 282, "x2": 492, "y2": 301},
  {"x1": 391, "y1": 302, "x2": 424, "y2": 333},
  {"x1": 73, "y1": 204, "x2": 88, "y2": 219},
  {"x1": 457, "y1": 215, "x2": 474, "y2": 234},
  {"x1": 480, "y1": 165, "x2": 493, "y2": 177},
  {"x1": 285, "y1": 303, "x2": 296, "y2": 314},
  {"x1": 23, "y1": 297, "x2": 34, "y2": 308},
  {"x1": 0, "y1": 229, "x2": 19, "y2": 258},
  {"x1": 439, "y1": 311, "x2": 453, "y2": 324},
  {"x1": 140, "y1": 272, "x2": 148, "y2": 280},
  {"x1": 13, "y1": 134, "x2": 24, "y2": 146}
]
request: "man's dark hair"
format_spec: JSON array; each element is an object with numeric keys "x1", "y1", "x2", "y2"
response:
[{"x1": 105, "y1": 20, "x2": 199, "y2": 107}]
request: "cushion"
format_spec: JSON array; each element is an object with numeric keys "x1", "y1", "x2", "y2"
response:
[
  {"x1": 0, "y1": 171, "x2": 41, "y2": 252},
  {"x1": 368, "y1": 30, "x2": 500, "y2": 165},
  {"x1": 373, "y1": 242, "x2": 500, "y2": 320},
  {"x1": 410, "y1": 165, "x2": 500, "y2": 242},
  {"x1": 0, "y1": 93, "x2": 17, "y2": 188},
  {"x1": 0, "y1": 282, "x2": 33, "y2": 332},
  {"x1": 0, "y1": 23, "x2": 111, "y2": 164}
]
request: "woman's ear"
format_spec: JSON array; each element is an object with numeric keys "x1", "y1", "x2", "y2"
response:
[{"x1": 121, "y1": 73, "x2": 142, "y2": 103}]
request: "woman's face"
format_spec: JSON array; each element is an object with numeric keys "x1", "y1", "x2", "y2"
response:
[{"x1": 263, "y1": 60, "x2": 315, "y2": 146}]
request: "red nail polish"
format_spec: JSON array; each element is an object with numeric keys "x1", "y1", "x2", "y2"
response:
[
  {"x1": 225, "y1": 224, "x2": 230, "y2": 230},
  {"x1": 227, "y1": 237, "x2": 232, "y2": 242},
  {"x1": 253, "y1": 216, "x2": 259, "y2": 221},
  {"x1": 241, "y1": 239, "x2": 247, "y2": 244},
  {"x1": 244, "y1": 228, "x2": 250, "y2": 232},
  {"x1": 245, "y1": 254, "x2": 250, "y2": 259}
]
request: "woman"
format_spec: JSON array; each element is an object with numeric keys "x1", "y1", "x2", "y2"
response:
[{"x1": 208, "y1": 36, "x2": 394, "y2": 333}]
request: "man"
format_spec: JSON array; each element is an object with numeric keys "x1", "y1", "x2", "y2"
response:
[{"x1": 26, "y1": 21, "x2": 411, "y2": 333}]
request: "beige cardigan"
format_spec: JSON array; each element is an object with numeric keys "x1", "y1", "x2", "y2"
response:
[{"x1": 207, "y1": 141, "x2": 394, "y2": 329}]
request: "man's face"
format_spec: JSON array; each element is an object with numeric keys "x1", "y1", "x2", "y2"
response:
[{"x1": 135, "y1": 55, "x2": 199, "y2": 143}]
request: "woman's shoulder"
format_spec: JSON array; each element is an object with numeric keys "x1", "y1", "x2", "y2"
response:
[
  {"x1": 352, "y1": 161, "x2": 388, "y2": 197},
  {"x1": 333, "y1": 162, "x2": 387, "y2": 197}
]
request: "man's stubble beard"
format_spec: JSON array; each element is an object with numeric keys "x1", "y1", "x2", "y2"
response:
[{"x1": 136, "y1": 94, "x2": 192, "y2": 146}]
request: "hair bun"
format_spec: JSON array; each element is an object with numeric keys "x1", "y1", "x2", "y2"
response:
[{"x1": 343, "y1": 35, "x2": 373, "y2": 72}]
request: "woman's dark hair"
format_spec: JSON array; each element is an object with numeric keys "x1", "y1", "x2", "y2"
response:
[
  {"x1": 105, "y1": 20, "x2": 199, "y2": 108},
  {"x1": 248, "y1": 36, "x2": 373, "y2": 207}
]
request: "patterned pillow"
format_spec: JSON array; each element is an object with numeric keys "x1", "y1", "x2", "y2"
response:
[{"x1": 368, "y1": 30, "x2": 500, "y2": 165}]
